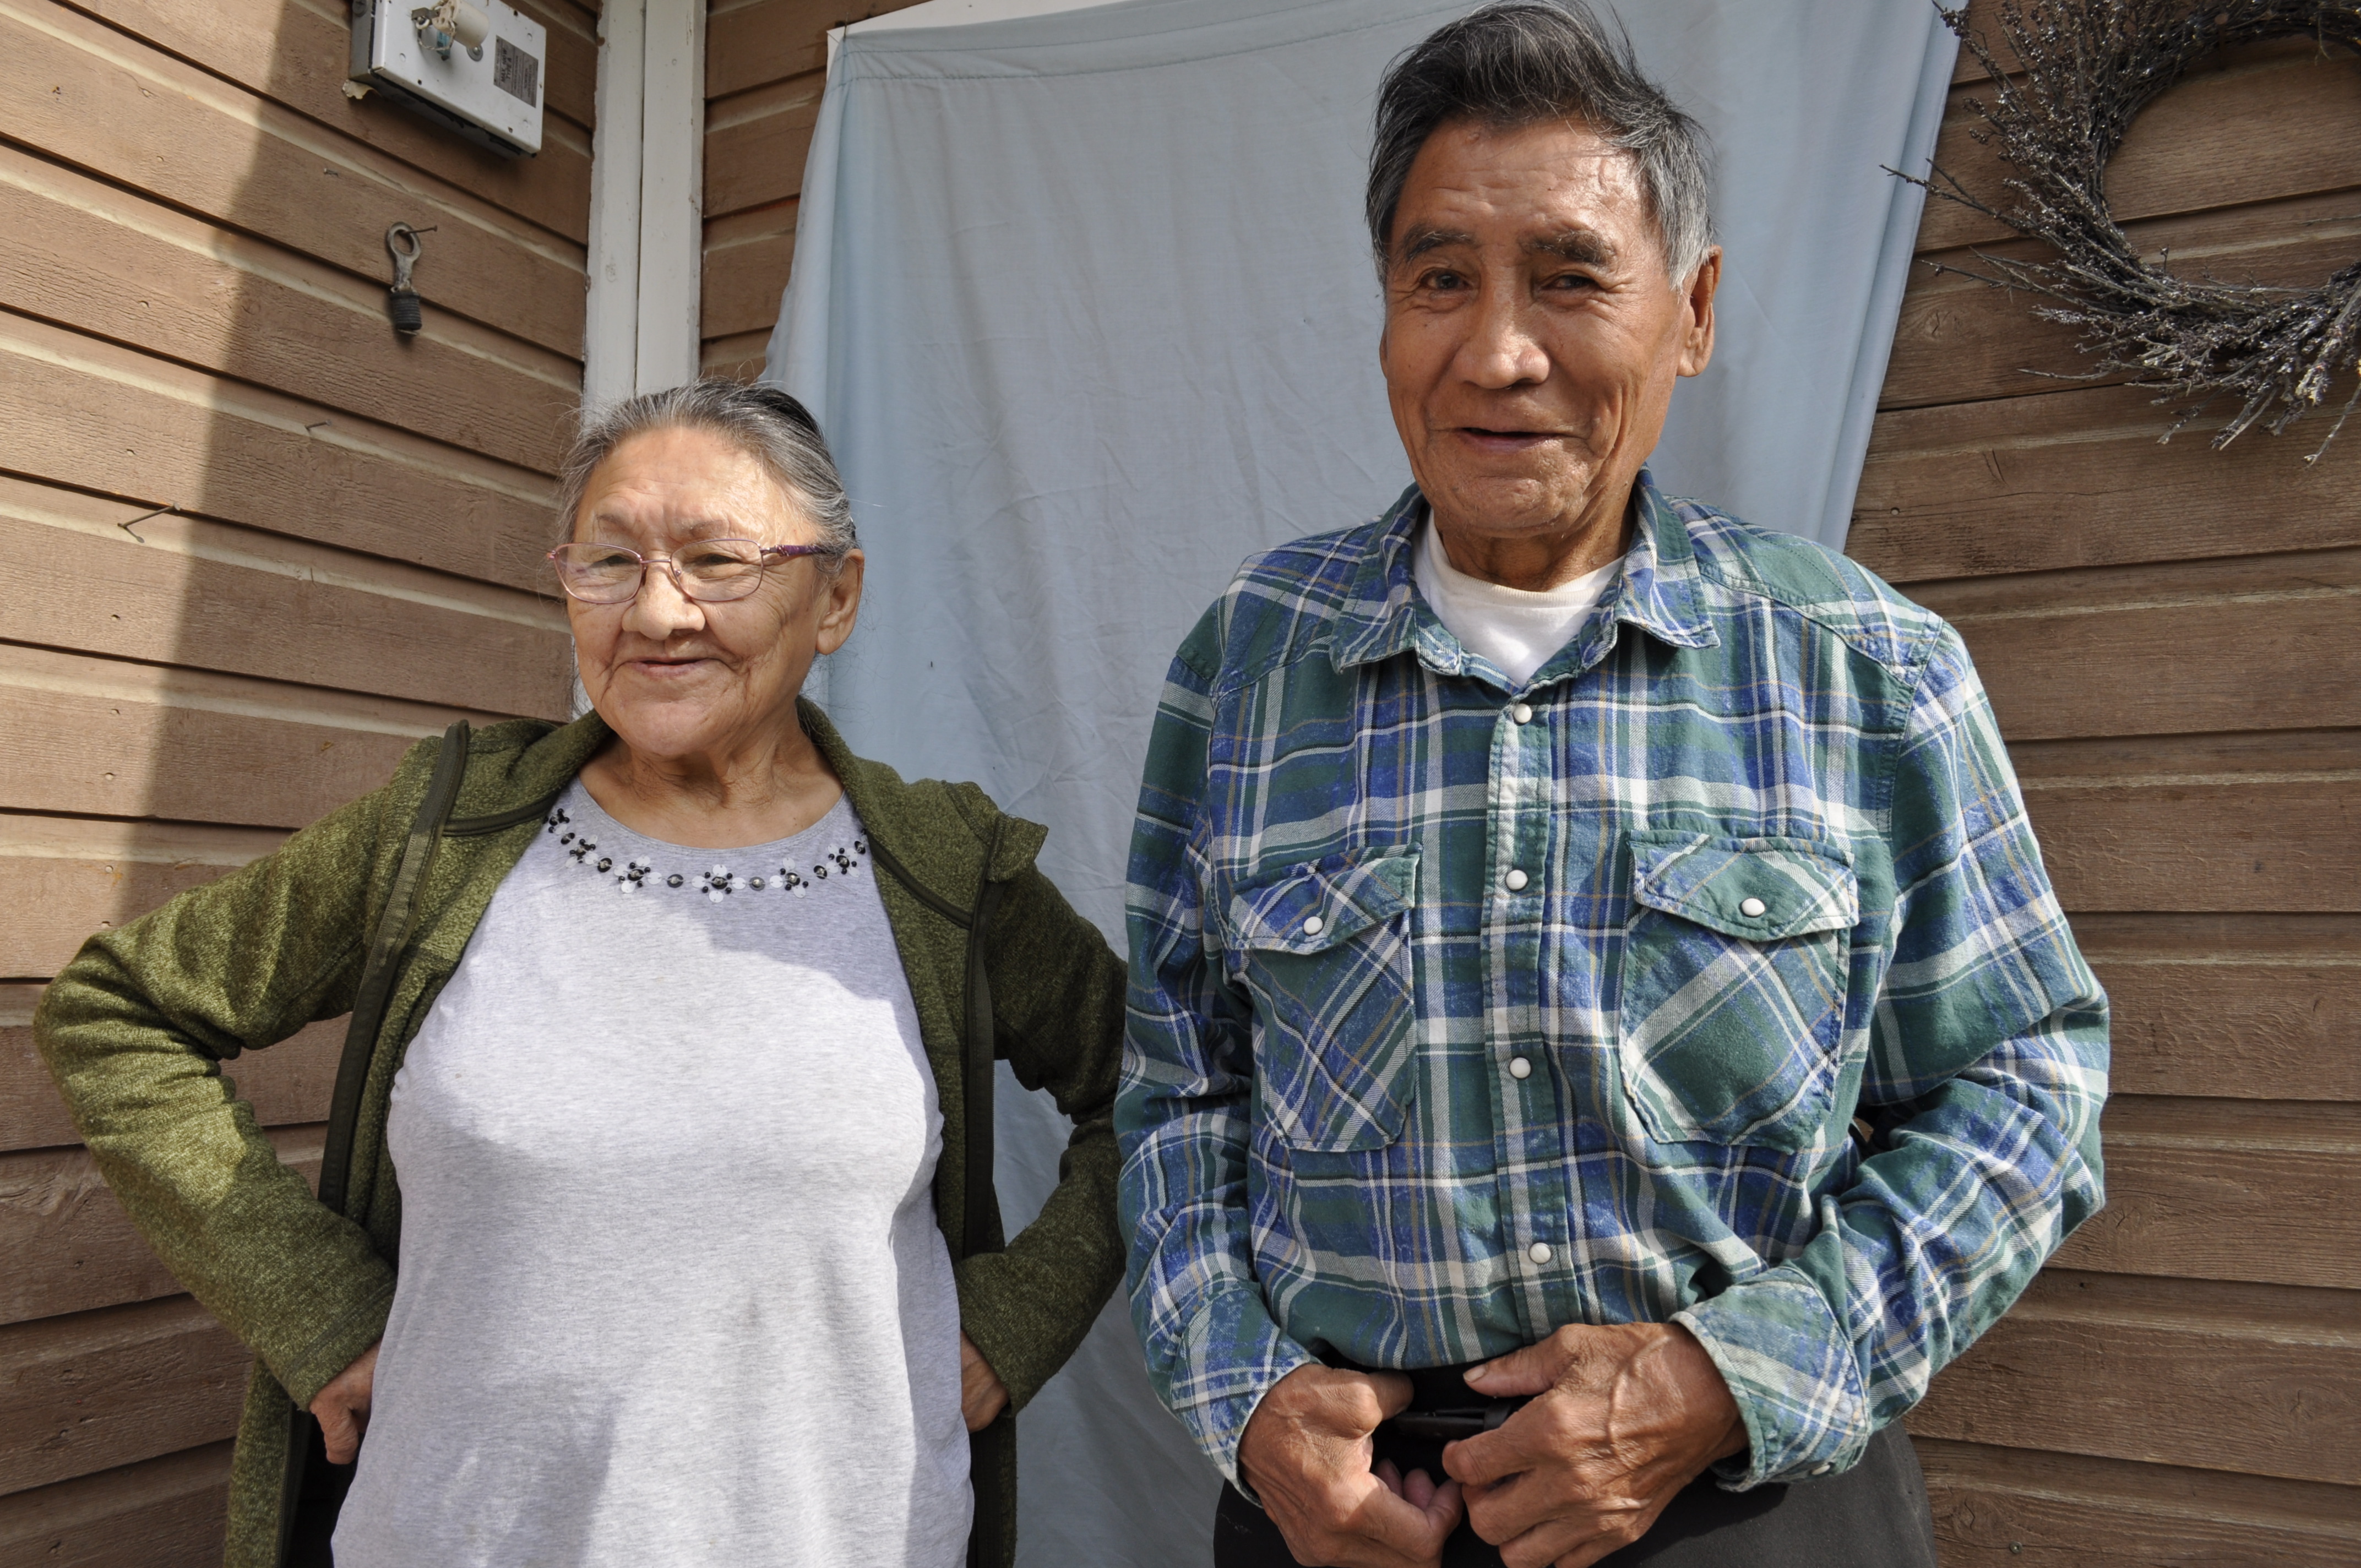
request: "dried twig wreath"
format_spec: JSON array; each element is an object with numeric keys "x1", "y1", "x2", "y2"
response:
[{"x1": 1915, "y1": 0, "x2": 2361, "y2": 458}]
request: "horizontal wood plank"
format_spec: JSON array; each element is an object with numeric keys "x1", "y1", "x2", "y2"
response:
[
  {"x1": 702, "y1": 202, "x2": 797, "y2": 340},
  {"x1": 0, "y1": 310, "x2": 556, "y2": 592},
  {"x1": 2010, "y1": 730, "x2": 2361, "y2": 918},
  {"x1": 703, "y1": 0, "x2": 937, "y2": 99},
  {"x1": 1, "y1": 0, "x2": 586, "y2": 358},
  {"x1": 1943, "y1": 0, "x2": 2016, "y2": 86},
  {"x1": 1850, "y1": 380, "x2": 2361, "y2": 584},
  {"x1": 1906, "y1": 549, "x2": 2361, "y2": 742},
  {"x1": 1916, "y1": 39, "x2": 2361, "y2": 254},
  {"x1": 1907, "y1": 1270, "x2": 2361, "y2": 1486},
  {"x1": 1, "y1": 1127, "x2": 322, "y2": 1327},
  {"x1": 0, "y1": 1295, "x2": 249, "y2": 1496},
  {"x1": 2052, "y1": 1097, "x2": 2360, "y2": 1289},
  {"x1": 1916, "y1": 1437, "x2": 2361, "y2": 1567},
  {"x1": 700, "y1": 328, "x2": 774, "y2": 382},
  {"x1": 0, "y1": 816, "x2": 284, "y2": 980},
  {"x1": 0, "y1": 644, "x2": 469, "y2": 830},
  {"x1": 709, "y1": 0, "x2": 835, "y2": 99},
  {"x1": 2026, "y1": 776, "x2": 2358, "y2": 914},
  {"x1": 0, "y1": 1440, "x2": 231, "y2": 1568},
  {"x1": 0, "y1": 474, "x2": 573, "y2": 718},
  {"x1": 0, "y1": 145, "x2": 577, "y2": 475},
  {"x1": 2, "y1": 983, "x2": 342, "y2": 1154},
  {"x1": 1884, "y1": 194, "x2": 2361, "y2": 412},
  {"x1": 514, "y1": 0, "x2": 599, "y2": 129},
  {"x1": 67, "y1": 0, "x2": 593, "y2": 242},
  {"x1": 2069, "y1": 912, "x2": 2361, "y2": 1102},
  {"x1": 704, "y1": 74, "x2": 823, "y2": 220}
]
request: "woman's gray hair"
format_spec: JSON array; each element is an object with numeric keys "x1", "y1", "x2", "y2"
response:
[
  {"x1": 554, "y1": 381, "x2": 857, "y2": 564},
  {"x1": 1366, "y1": 0, "x2": 1713, "y2": 286}
]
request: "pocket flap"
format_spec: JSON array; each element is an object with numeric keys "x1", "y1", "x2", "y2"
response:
[
  {"x1": 1227, "y1": 846, "x2": 1418, "y2": 954},
  {"x1": 1628, "y1": 834, "x2": 1857, "y2": 942}
]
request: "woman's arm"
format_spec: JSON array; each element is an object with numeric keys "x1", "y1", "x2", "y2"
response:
[
  {"x1": 951, "y1": 853, "x2": 1130, "y2": 1412},
  {"x1": 35, "y1": 783, "x2": 406, "y2": 1409}
]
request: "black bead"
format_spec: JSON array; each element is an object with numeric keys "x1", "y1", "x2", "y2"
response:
[
  {"x1": 596, "y1": 858, "x2": 612, "y2": 872},
  {"x1": 749, "y1": 876, "x2": 765, "y2": 889},
  {"x1": 666, "y1": 874, "x2": 684, "y2": 888}
]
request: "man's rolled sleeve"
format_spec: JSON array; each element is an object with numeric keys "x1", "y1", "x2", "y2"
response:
[
  {"x1": 1118, "y1": 620, "x2": 1317, "y2": 1484},
  {"x1": 1681, "y1": 627, "x2": 2109, "y2": 1488}
]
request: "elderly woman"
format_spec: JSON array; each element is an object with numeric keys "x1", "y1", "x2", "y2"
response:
[{"x1": 37, "y1": 383, "x2": 1125, "y2": 1568}]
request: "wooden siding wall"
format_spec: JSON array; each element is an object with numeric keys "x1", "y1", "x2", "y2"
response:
[
  {"x1": 700, "y1": 0, "x2": 924, "y2": 380},
  {"x1": 0, "y1": 0, "x2": 591, "y2": 1560},
  {"x1": 1859, "y1": 9, "x2": 2361, "y2": 1563}
]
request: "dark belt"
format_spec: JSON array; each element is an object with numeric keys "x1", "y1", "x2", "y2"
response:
[
  {"x1": 1365, "y1": 1358, "x2": 1527, "y2": 1441},
  {"x1": 1314, "y1": 1352, "x2": 1528, "y2": 1468}
]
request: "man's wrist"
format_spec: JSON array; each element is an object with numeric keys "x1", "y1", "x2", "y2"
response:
[
  {"x1": 1674, "y1": 1271, "x2": 1871, "y2": 1485},
  {"x1": 1180, "y1": 1297, "x2": 1316, "y2": 1493},
  {"x1": 1663, "y1": 1322, "x2": 1748, "y2": 1463}
]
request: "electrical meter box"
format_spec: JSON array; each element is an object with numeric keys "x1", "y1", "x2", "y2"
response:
[{"x1": 349, "y1": 1, "x2": 546, "y2": 158}]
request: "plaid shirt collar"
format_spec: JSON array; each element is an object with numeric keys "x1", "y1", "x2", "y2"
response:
[{"x1": 1329, "y1": 466, "x2": 1721, "y2": 684}]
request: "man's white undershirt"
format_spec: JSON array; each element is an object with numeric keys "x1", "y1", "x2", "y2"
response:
[{"x1": 1413, "y1": 521, "x2": 1620, "y2": 687}]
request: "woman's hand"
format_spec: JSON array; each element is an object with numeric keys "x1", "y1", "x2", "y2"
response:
[
  {"x1": 310, "y1": 1341, "x2": 381, "y2": 1464},
  {"x1": 959, "y1": 1331, "x2": 1009, "y2": 1431}
]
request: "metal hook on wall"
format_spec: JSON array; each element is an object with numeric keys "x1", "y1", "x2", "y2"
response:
[{"x1": 385, "y1": 222, "x2": 437, "y2": 335}]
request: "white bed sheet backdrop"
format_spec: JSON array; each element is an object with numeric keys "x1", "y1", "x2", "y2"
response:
[{"x1": 766, "y1": 3, "x2": 1954, "y2": 1561}]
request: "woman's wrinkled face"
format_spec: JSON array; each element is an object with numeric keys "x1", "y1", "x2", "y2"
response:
[{"x1": 566, "y1": 425, "x2": 859, "y2": 764}]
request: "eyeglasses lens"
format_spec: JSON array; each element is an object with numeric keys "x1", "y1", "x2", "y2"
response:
[
  {"x1": 552, "y1": 541, "x2": 768, "y2": 603},
  {"x1": 674, "y1": 542, "x2": 766, "y2": 600}
]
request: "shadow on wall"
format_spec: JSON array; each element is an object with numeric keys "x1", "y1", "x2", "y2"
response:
[{"x1": 88, "y1": 0, "x2": 581, "y2": 945}]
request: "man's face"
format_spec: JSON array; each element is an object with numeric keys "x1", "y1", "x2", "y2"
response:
[{"x1": 1380, "y1": 116, "x2": 1717, "y2": 553}]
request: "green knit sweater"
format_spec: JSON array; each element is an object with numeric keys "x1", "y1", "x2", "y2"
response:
[{"x1": 35, "y1": 703, "x2": 1128, "y2": 1568}]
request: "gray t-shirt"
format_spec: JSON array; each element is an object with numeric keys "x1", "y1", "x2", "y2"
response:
[{"x1": 333, "y1": 784, "x2": 970, "y2": 1568}]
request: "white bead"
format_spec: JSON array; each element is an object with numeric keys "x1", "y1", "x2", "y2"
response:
[
  {"x1": 1508, "y1": 1057, "x2": 1532, "y2": 1080},
  {"x1": 1740, "y1": 896, "x2": 1767, "y2": 918},
  {"x1": 1504, "y1": 868, "x2": 1528, "y2": 892},
  {"x1": 1302, "y1": 914, "x2": 1324, "y2": 936},
  {"x1": 1528, "y1": 1241, "x2": 1553, "y2": 1264}
]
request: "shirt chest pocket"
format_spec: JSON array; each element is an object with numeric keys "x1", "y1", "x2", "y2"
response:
[
  {"x1": 1617, "y1": 832, "x2": 1859, "y2": 1152},
  {"x1": 1226, "y1": 847, "x2": 1420, "y2": 1155}
]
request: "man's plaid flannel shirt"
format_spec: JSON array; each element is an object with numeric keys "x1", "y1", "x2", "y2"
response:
[{"x1": 1117, "y1": 473, "x2": 2107, "y2": 1490}]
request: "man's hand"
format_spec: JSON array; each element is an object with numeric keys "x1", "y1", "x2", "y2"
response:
[
  {"x1": 309, "y1": 1341, "x2": 381, "y2": 1466},
  {"x1": 1237, "y1": 1363, "x2": 1465, "y2": 1568},
  {"x1": 1442, "y1": 1325, "x2": 1744, "y2": 1568},
  {"x1": 960, "y1": 1331, "x2": 1010, "y2": 1431}
]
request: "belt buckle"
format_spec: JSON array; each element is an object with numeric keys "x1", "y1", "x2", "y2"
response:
[{"x1": 1381, "y1": 1400, "x2": 1523, "y2": 1440}]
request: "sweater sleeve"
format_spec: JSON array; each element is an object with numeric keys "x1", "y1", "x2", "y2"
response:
[
  {"x1": 34, "y1": 779, "x2": 410, "y2": 1408},
  {"x1": 948, "y1": 844, "x2": 1131, "y2": 1412}
]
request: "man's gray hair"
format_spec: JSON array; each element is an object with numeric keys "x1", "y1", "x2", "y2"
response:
[
  {"x1": 1366, "y1": 0, "x2": 1713, "y2": 286},
  {"x1": 555, "y1": 381, "x2": 857, "y2": 565}
]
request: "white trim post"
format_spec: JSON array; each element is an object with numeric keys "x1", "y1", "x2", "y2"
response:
[
  {"x1": 584, "y1": 0, "x2": 703, "y2": 407},
  {"x1": 636, "y1": 0, "x2": 706, "y2": 392},
  {"x1": 584, "y1": 0, "x2": 645, "y2": 410}
]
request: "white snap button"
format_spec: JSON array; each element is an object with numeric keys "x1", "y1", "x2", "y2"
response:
[
  {"x1": 1810, "y1": 1463, "x2": 1833, "y2": 1477},
  {"x1": 1302, "y1": 914, "x2": 1324, "y2": 936},
  {"x1": 1740, "y1": 896, "x2": 1767, "y2": 918},
  {"x1": 1511, "y1": 703, "x2": 1533, "y2": 724},
  {"x1": 1528, "y1": 1241, "x2": 1553, "y2": 1265},
  {"x1": 1504, "y1": 868, "x2": 1528, "y2": 892},
  {"x1": 1508, "y1": 1056, "x2": 1532, "y2": 1080}
]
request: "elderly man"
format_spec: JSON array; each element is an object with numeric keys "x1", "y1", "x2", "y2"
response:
[{"x1": 1116, "y1": 5, "x2": 2108, "y2": 1567}]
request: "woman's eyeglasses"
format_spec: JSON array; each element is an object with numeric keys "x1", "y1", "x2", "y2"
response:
[{"x1": 547, "y1": 539, "x2": 841, "y2": 605}]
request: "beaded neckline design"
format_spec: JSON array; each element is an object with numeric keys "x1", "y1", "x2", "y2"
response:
[{"x1": 541, "y1": 805, "x2": 869, "y2": 901}]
